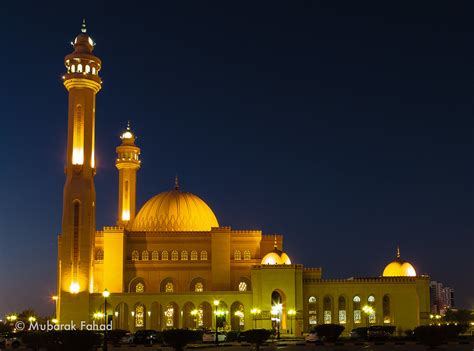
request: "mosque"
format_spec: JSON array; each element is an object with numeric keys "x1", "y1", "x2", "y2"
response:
[{"x1": 56, "y1": 23, "x2": 430, "y2": 336}]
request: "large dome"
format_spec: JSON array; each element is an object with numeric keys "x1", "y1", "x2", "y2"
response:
[
  {"x1": 382, "y1": 247, "x2": 416, "y2": 277},
  {"x1": 129, "y1": 188, "x2": 219, "y2": 232}
]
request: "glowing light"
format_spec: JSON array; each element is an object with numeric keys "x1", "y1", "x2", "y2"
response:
[
  {"x1": 69, "y1": 282, "x2": 80, "y2": 294},
  {"x1": 72, "y1": 148, "x2": 84, "y2": 165},
  {"x1": 52, "y1": 319, "x2": 59, "y2": 324},
  {"x1": 6, "y1": 315, "x2": 17, "y2": 322},
  {"x1": 250, "y1": 308, "x2": 261, "y2": 315},
  {"x1": 288, "y1": 309, "x2": 296, "y2": 316},
  {"x1": 213, "y1": 300, "x2": 220, "y2": 306},
  {"x1": 122, "y1": 210, "x2": 130, "y2": 221},
  {"x1": 191, "y1": 309, "x2": 198, "y2": 316},
  {"x1": 28, "y1": 316, "x2": 36, "y2": 323},
  {"x1": 52, "y1": 295, "x2": 59, "y2": 301},
  {"x1": 264, "y1": 256, "x2": 277, "y2": 265},
  {"x1": 91, "y1": 150, "x2": 95, "y2": 169},
  {"x1": 102, "y1": 289, "x2": 110, "y2": 298},
  {"x1": 114, "y1": 311, "x2": 119, "y2": 317},
  {"x1": 121, "y1": 131, "x2": 133, "y2": 139}
]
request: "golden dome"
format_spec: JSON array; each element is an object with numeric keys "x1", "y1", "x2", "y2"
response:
[
  {"x1": 130, "y1": 183, "x2": 219, "y2": 232},
  {"x1": 382, "y1": 246, "x2": 416, "y2": 277},
  {"x1": 261, "y1": 240, "x2": 291, "y2": 265}
]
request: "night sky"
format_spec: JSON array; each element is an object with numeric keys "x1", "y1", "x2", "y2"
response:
[{"x1": 0, "y1": 1, "x2": 472, "y2": 317}]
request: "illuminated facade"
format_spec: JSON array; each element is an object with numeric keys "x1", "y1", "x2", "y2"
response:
[{"x1": 57, "y1": 25, "x2": 430, "y2": 336}]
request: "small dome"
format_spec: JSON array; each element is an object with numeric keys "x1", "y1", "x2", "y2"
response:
[
  {"x1": 130, "y1": 185, "x2": 219, "y2": 232},
  {"x1": 261, "y1": 242, "x2": 291, "y2": 265},
  {"x1": 382, "y1": 247, "x2": 416, "y2": 277}
]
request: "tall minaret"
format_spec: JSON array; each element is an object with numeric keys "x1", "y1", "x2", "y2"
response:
[
  {"x1": 116, "y1": 122, "x2": 141, "y2": 226},
  {"x1": 58, "y1": 20, "x2": 102, "y2": 323}
]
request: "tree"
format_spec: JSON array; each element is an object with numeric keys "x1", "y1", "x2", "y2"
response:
[
  {"x1": 443, "y1": 309, "x2": 473, "y2": 325},
  {"x1": 243, "y1": 329, "x2": 271, "y2": 351}
]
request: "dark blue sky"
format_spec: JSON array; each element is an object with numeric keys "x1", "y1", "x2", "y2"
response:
[{"x1": 0, "y1": 1, "x2": 472, "y2": 316}]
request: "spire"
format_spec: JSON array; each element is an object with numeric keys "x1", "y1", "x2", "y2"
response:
[
  {"x1": 81, "y1": 19, "x2": 87, "y2": 33},
  {"x1": 274, "y1": 235, "x2": 278, "y2": 249},
  {"x1": 127, "y1": 120, "x2": 131, "y2": 131},
  {"x1": 396, "y1": 245, "x2": 401, "y2": 259},
  {"x1": 174, "y1": 175, "x2": 180, "y2": 190}
]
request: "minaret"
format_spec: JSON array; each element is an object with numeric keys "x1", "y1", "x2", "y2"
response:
[
  {"x1": 116, "y1": 122, "x2": 141, "y2": 226},
  {"x1": 58, "y1": 21, "x2": 102, "y2": 323}
]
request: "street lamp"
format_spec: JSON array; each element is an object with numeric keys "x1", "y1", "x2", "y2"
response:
[
  {"x1": 213, "y1": 300, "x2": 220, "y2": 345},
  {"x1": 191, "y1": 309, "x2": 199, "y2": 329},
  {"x1": 271, "y1": 303, "x2": 283, "y2": 340},
  {"x1": 362, "y1": 305, "x2": 374, "y2": 328},
  {"x1": 102, "y1": 289, "x2": 110, "y2": 351},
  {"x1": 250, "y1": 308, "x2": 261, "y2": 329},
  {"x1": 288, "y1": 309, "x2": 296, "y2": 335}
]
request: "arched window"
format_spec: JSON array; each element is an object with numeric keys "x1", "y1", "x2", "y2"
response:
[
  {"x1": 72, "y1": 201, "x2": 80, "y2": 264},
  {"x1": 164, "y1": 304, "x2": 174, "y2": 327},
  {"x1": 142, "y1": 250, "x2": 149, "y2": 261},
  {"x1": 195, "y1": 282, "x2": 203, "y2": 292},
  {"x1": 368, "y1": 295, "x2": 376, "y2": 323},
  {"x1": 181, "y1": 250, "x2": 188, "y2": 260},
  {"x1": 131, "y1": 250, "x2": 139, "y2": 261},
  {"x1": 237, "y1": 277, "x2": 251, "y2": 291},
  {"x1": 152, "y1": 250, "x2": 159, "y2": 261},
  {"x1": 162, "y1": 250, "x2": 168, "y2": 260},
  {"x1": 191, "y1": 250, "x2": 198, "y2": 260},
  {"x1": 200, "y1": 250, "x2": 208, "y2": 260},
  {"x1": 92, "y1": 67, "x2": 96, "y2": 75},
  {"x1": 383, "y1": 295, "x2": 391, "y2": 324},
  {"x1": 165, "y1": 282, "x2": 174, "y2": 292},
  {"x1": 85, "y1": 65, "x2": 90, "y2": 73},
  {"x1": 135, "y1": 304, "x2": 145, "y2": 328},
  {"x1": 308, "y1": 296, "x2": 318, "y2": 325},
  {"x1": 323, "y1": 296, "x2": 332, "y2": 324},
  {"x1": 71, "y1": 65, "x2": 76, "y2": 73},
  {"x1": 234, "y1": 250, "x2": 241, "y2": 260},
  {"x1": 171, "y1": 250, "x2": 178, "y2": 261},
  {"x1": 338, "y1": 296, "x2": 346, "y2": 324},
  {"x1": 353, "y1": 295, "x2": 361, "y2": 324},
  {"x1": 77, "y1": 63, "x2": 83, "y2": 73},
  {"x1": 95, "y1": 249, "x2": 104, "y2": 261},
  {"x1": 243, "y1": 250, "x2": 251, "y2": 260},
  {"x1": 135, "y1": 282, "x2": 144, "y2": 293}
]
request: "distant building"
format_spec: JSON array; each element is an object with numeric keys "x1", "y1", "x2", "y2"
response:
[{"x1": 430, "y1": 281, "x2": 454, "y2": 315}]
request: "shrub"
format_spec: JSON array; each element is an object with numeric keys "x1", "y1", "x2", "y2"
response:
[
  {"x1": 243, "y1": 329, "x2": 271, "y2": 351},
  {"x1": 314, "y1": 324, "x2": 345, "y2": 342},
  {"x1": 162, "y1": 329, "x2": 200, "y2": 351},
  {"x1": 414, "y1": 326, "x2": 448, "y2": 349}
]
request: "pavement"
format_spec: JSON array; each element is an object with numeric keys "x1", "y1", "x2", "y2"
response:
[{"x1": 5, "y1": 339, "x2": 473, "y2": 350}]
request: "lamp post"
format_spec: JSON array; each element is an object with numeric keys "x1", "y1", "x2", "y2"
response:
[
  {"x1": 102, "y1": 289, "x2": 110, "y2": 351},
  {"x1": 213, "y1": 300, "x2": 220, "y2": 345},
  {"x1": 288, "y1": 309, "x2": 296, "y2": 335},
  {"x1": 271, "y1": 303, "x2": 282, "y2": 340},
  {"x1": 362, "y1": 305, "x2": 374, "y2": 328},
  {"x1": 250, "y1": 308, "x2": 260, "y2": 329}
]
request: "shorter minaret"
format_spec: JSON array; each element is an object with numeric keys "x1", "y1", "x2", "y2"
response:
[{"x1": 116, "y1": 122, "x2": 141, "y2": 226}]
